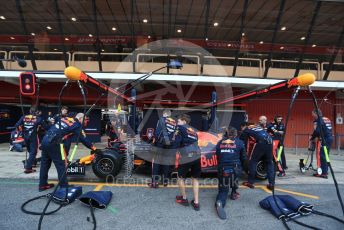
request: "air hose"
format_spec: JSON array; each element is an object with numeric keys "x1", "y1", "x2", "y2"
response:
[
  {"x1": 272, "y1": 86, "x2": 344, "y2": 229},
  {"x1": 37, "y1": 81, "x2": 88, "y2": 230},
  {"x1": 20, "y1": 80, "x2": 90, "y2": 230},
  {"x1": 308, "y1": 87, "x2": 344, "y2": 216},
  {"x1": 21, "y1": 80, "x2": 71, "y2": 223},
  {"x1": 88, "y1": 200, "x2": 97, "y2": 230},
  {"x1": 271, "y1": 87, "x2": 320, "y2": 230}
]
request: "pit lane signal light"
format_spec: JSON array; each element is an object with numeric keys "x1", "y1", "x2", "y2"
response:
[{"x1": 19, "y1": 72, "x2": 36, "y2": 95}]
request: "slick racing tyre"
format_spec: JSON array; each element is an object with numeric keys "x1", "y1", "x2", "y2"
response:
[
  {"x1": 256, "y1": 160, "x2": 267, "y2": 180},
  {"x1": 92, "y1": 149, "x2": 123, "y2": 180}
]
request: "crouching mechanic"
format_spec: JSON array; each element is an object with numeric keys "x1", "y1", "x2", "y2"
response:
[
  {"x1": 9, "y1": 129, "x2": 24, "y2": 152},
  {"x1": 215, "y1": 127, "x2": 246, "y2": 220},
  {"x1": 241, "y1": 120, "x2": 275, "y2": 190},
  {"x1": 175, "y1": 114, "x2": 201, "y2": 211},
  {"x1": 39, "y1": 113, "x2": 97, "y2": 192}
]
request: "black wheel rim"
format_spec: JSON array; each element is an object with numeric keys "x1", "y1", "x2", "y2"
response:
[
  {"x1": 256, "y1": 161, "x2": 267, "y2": 177},
  {"x1": 97, "y1": 158, "x2": 115, "y2": 174}
]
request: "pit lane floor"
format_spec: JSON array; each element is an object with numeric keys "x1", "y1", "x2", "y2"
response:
[
  {"x1": 0, "y1": 144, "x2": 343, "y2": 229},
  {"x1": 0, "y1": 179, "x2": 343, "y2": 230}
]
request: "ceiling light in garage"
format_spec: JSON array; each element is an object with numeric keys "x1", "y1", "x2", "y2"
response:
[
  {"x1": 112, "y1": 27, "x2": 116, "y2": 31},
  {"x1": 46, "y1": 26, "x2": 52, "y2": 30},
  {"x1": 89, "y1": 34, "x2": 93, "y2": 37},
  {"x1": 259, "y1": 41, "x2": 264, "y2": 44},
  {"x1": 177, "y1": 29, "x2": 182, "y2": 33},
  {"x1": 143, "y1": 19, "x2": 148, "y2": 23},
  {"x1": 71, "y1": 17, "x2": 77, "y2": 21},
  {"x1": 312, "y1": 44, "x2": 316, "y2": 47},
  {"x1": 281, "y1": 26, "x2": 286, "y2": 31},
  {"x1": 54, "y1": 48, "x2": 58, "y2": 51},
  {"x1": 31, "y1": 33, "x2": 35, "y2": 36},
  {"x1": 148, "y1": 35, "x2": 151, "y2": 39},
  {"x1": 242, "y1": 33, "x2": 245, "y2": 36},
  {"x1": 205, "y1": 37, "x2": 208, "y2": 41},
  {"x1": 214, "y1": 22, "x2": 219, "y2": 27},
  {"x1": 101, "y1": 49, "x2": 105, "y2": 52},
  {"x1": 0, "y1": 16, "x2": 6, "y2": 20},
  {"x1": 300, "y1": 36, "x2": 305, "y2": 40}
]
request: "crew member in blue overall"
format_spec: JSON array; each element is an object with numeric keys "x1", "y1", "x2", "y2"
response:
[
  {"x1": 106, "y1": 117, "x2": 122, "y2": 147},
  {"x1": 52, "y1": 106, "x2": 69, "y2": 124},
  {"x1": 15, "y1": 106, "x2": 43, "y2": 174},
  {"x1": 106, "y1": 119, "x2": 119, "y2": 140},
  {"x1": 59, "y1": 115, "x2": 86, "y2": 156},
  {"x1": 9, "y1": 129, "x2": 24, "y2": 152},
  {"x1": 35, "y1": 110, "x2": 45, "y2": 144},
  {"x1": 267, "y1": 115, "x2": 287, "y2": 176},
  {"x1": 175, "y1": 114, "x2": 201, "y2": 211},
  {"x1": 241, "y1": 116, "x2": 274, "y2": 190},
  {"x1": 39, "y1": 113, "x2": 97, "y2": 192},
  {"x1": 50, "y1": 106, "x2": 73, "y2": 155},
  {"x1": 258, "y1": 115, "x2": 268, "y2": 131},
  {"x1": 310, "y1": 109, "x2": 333, "y2": 179},
  {"x1": 215, "y1": 127, "x2": 246, "y2": 219},
  {"x1": 149, "y1": 109, "x2": 177, "y2": 188}
]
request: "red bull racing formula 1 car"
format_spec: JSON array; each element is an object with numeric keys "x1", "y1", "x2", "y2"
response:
[{"x1": 69, "y1": 130, "x2": 277, "y2": 181}]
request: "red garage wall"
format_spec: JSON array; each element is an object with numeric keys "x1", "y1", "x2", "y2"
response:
[
  {"x1": 1, "y1": 80, "x2": 342, "y2": 149},
  {"x1": 334, "y1": 98, "x2": 344, "y2": 149},
  {"x1": 246, "y1": 90, "x2": 336, "y2": 148}
]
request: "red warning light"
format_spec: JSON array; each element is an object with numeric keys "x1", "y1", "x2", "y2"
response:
[{"x1": 19, "y1": 72, "x2": 36, "y2": 95}]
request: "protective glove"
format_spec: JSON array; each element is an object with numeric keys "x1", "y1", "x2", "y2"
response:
[
  {"x1": 308, "y1": 141, "x2": 315, "y2": 151},
  {"x1": 91, "y1": 148, "x2": 102, "y2": 155}
]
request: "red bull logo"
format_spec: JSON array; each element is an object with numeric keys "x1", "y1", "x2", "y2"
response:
[
  {"x1": 201, "y1": 153, "x2": 218, "y2": 168},
  {"x1": 197, "y1": 131, "x2": 220, "y2": 148}
]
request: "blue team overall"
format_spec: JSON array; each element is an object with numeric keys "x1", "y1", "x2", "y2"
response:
[
  {"x1": 267, "y1": 121, "x2": 286, "y2": 169},
  {"x1": 59, "y1": 117, "x2": 86, "y2": 157},
  {"x1": 152, "y1": 116, "x2": 177, "y2": 186},
  {"x1": 53, "y1": 115, "x2": 73, "y2": 156},
  {"x1": 244, "y1": 125, "x2": 274, "y2": 185},
  {"x1": 39, "y1": 117, "x2": 94, "y2": 188},
  {"x1": 311, "y1": 117, "x2": 333, "y2": 175},
  {"x1": 175, "y1": 125, "x2": 201, "y2": 178},
  {"x1": 16, "y1": 114, "x2": 43, "y2": 170},
  {"x1": 106, "y1": 121, "x2": 120, "y2": 141},
  {"x1": 10, "y1": 130, "x2": 24, "y2": 152},
  {"x1": 106, "y1": 120, "x2": 121, "y2": 147},
  {"x1": 215, "y1": 137, "x2": 246, "y2": 207}
]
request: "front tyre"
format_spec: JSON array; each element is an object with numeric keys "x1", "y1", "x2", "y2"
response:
[
  {"x1": 92, "y1": 149, "x2": 123, "y2": 180},
  {"x1": 256, "y1": 160, "x2": 267, "y2": 180}
]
